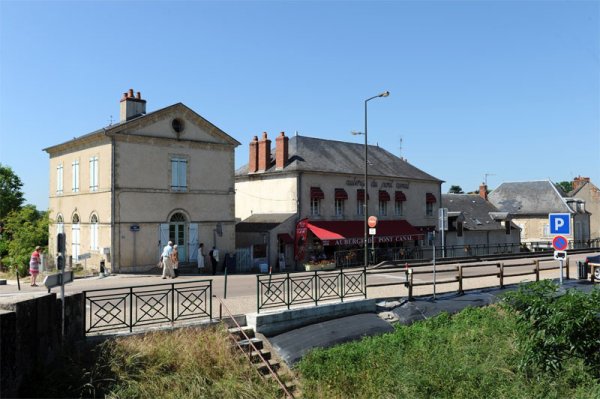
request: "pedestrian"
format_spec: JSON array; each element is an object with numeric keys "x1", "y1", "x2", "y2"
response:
[
  {"x1": 29, "y1": 246, "x2": 42, "y2": 287},
  {"x1": 197, "y1": 243, "x2": 205, "y2": 273},
  {"x1": 210, "y1": 246, "x2": 219, "y2": 275},
  {"x1": 172, "y1": 244, "x2": 179, "y2": 278},
  {"x1": 161, "y1": 241, "x2": 175, "y2": 279}
]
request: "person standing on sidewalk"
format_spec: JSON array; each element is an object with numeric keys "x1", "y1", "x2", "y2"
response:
[
  {"x1": 197, "y1": 243, "x2": 205, "y2": 273},
  {"x1": 29, "y1": 246, "x2": 42, "y2": 287},
  {"x1": 172, "y1": 244, "x2": 179, "y2": 278},
  {"x1": 161, "y1": 241, "x2": 175, "y2": 279},
  {"x1": 210, "y1": 246, "x2": 219, "y2": 275}
]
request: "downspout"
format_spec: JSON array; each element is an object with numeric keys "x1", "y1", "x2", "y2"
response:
[
  {"x1": 110, "y1": 132, "x2": 118, "y2": 272},
  {"x1": 295, "y1": 171, "x2": 303, "y2": 270}
]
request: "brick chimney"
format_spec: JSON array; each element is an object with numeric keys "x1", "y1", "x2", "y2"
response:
[
  {"x1": 479, "y1": 183, "x2": 488, "y2": 200},
  {"x1": 275, "y1": 131, "x2": 289, "y2": 170},
  {"x1": 120, "y1": 89, "x2": 147, "y2": 122},
  {"x1": 248, "y1": 136, "x2": 259, "y2": 173},
  {"x1": 257, "y1": 132, "x2": 271, "y2": 172},
  {"x1": 572, "y1": 175, "x2": 590, "y2": 191}
]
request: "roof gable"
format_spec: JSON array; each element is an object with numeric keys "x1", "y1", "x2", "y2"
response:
[{"x1": 488, "y1": 180, "x2": 572, "y2": 215}]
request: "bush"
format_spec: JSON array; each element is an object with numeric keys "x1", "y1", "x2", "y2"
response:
[{"x1": 502, "y1": 280, "x2": 600, "y2": 377}]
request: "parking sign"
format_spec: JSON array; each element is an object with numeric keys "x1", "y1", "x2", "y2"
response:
[{"x1": 549, "y1": 213, "x2": 570, "y2": 235}]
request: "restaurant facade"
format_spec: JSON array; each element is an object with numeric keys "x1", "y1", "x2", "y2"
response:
[{"x1": 235, "y1": 132, "x2": 443, "y2": 270}]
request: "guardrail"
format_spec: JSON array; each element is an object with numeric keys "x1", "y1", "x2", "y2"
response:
[
  {"x1": 256, "y1": 269, "x2": 367, "y2": 313},
  {"x1": 403, "y1": 258, "x2": 569, "y2": 300},
  {"x1": 83, "y1": 279, "x2": 212, "y2": 335}
]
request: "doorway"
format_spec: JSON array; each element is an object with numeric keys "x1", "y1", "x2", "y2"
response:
[{"x1": 170, "y1": 212, "x2": 187, "y2": 260}]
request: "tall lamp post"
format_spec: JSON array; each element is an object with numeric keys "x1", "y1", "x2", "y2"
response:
[{"x1": 356, "y1": 91, "x2": 389, "y2": 268}]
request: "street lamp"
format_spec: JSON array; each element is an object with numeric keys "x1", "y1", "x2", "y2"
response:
[{"x1": 354, "y1": 91, "x2": 389, "y2": 268}]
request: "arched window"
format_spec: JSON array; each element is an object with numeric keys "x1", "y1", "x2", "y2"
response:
[
  {"x1": 170, "y1": 212, "x2": 186, "y2": 222},
  {"x1": 90, "y1": 214, "x2": 99, "y2": 251},
  {"x1": 72, "y1": 213, "x2": 80, "y2": 260},
  {"x1": 56, "y1": 214, "x2": 64, "y2": 234}
]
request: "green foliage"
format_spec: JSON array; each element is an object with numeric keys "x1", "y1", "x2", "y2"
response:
[
  {"x1": 556, "y1": 181, "x2": 573, "y2": 194},
  {"x1": 297, "y1": 305, "x2": 600, "y2": 398},
  {"x1": 0, "y1": 163, "x2": 25, "y2": 220},
  {"x1": 448, "y1": 185, "x2": 464, "y2": 194},
  {"x1": 502, "y1": 280, "x2": 600, "y2": 377},
  {"x1": 0, "y1": 205, "x2": 49, "y2": 276}
]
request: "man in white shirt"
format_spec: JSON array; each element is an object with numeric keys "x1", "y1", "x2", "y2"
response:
[{"x1": 161, "y1": 241, "x2": 175, "y2": 279}]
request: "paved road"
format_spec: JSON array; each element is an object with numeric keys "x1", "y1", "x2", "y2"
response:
[{"x1": 2, "y1": 252, "x2": 598, "y2": 317}]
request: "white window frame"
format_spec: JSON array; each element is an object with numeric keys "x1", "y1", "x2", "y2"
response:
[
  {"x1": 310, "y1": 198, "x2": 320, "y2": 216},
  {"x1": 335, "y1": 199, "x2": 344, "y2": 217},
  {"x1": 56, "y1": 214, "x2": 64, "y2": 234},
  {"x1": 171, "y1": 157, "x2": 188, "y2": 191},
  {"x1": 89, "y1": 156, "x2": 98, "y2": 192},
  {"x1": 357, "y1": 199, "x2": 365, "y2": 216},
  {"x1": 395, "y1": 200, "x2": 403, "y2": 216},
  {"x1": 90, "y1": 214, "x2": 99, "y2": 251},
  {"x1": 72, "y1": 160, "x2": 80, "y2": 193},
  {"x1": 426, "y1": 202, "x2": 433, "y2": 216},
  {"x1": 56, "y1": 164, "x2": 63, "y2": 195},
  {"x1": 379, "y1": 200, "x2": 388, "y2": 216},
  {"x1": 543, "y1": 224, "x2": 550, "y2": 237}
]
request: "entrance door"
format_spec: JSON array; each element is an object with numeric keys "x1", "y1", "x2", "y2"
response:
[{"x1": 170, "y1": 213, "x2": 187, "y2": 260}]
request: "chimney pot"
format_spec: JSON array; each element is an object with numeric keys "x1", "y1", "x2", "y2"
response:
[
  {"x1": 120, "y1": 88, "x2": 147, "y2": 122},
  {"x1": 257, "y1": 132, "x2": 271, "y2": 172},
  {"x1": 128, "y1": 88, "x2": 134, "y2": 98},
  {"x1": 136, "y1": 91, "x2": 141, "y2": 99},
  {"x1": 479, "y1": 183, "x2": 488, "y2": 201},
  {"x1": 275, "y1": 131, "x2": 289, "y2": 170}
]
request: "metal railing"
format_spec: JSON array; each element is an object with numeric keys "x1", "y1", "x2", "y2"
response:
[
  {"x1": 83, "y1": 279, "x2": 212, "y2": 335},
  {"x1": 256, "y1": 269, "x2": 367, "y2": 313}
]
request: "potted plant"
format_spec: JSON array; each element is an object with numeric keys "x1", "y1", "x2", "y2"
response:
[{"x1": 304, "y1": 259, "x2": 336, "y2": 271}]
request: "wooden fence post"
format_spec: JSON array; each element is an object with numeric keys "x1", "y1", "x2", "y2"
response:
[
  {"x1": 566, "y1": 257, "x2": 570, "y2": 280},
  {"x1": 499, "y1": 263, "x2": 504, "y2": 289},
  {"x1": 458, "y1": 265, "x2": 463, "y2": 295},
  {"x1": 535, "y1": 260, "x2": 540, "y2": 282},
  {"x1": 408, "y1": 268, "x2": 413, "y2": 301}
]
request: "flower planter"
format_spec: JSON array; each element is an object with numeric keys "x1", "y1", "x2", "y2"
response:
[{"x1": 304, "y1": 262, "x2": 336, "y2": 272}]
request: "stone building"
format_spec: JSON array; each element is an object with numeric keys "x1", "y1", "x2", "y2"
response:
[
  {"x1": 569, "y1": 176, "x2": 600, "y2": 240},
  {"x1": 234, "y1": 132, "x2": 443, "y2": 270},
  {"x1": 44, "y1": 89, "x2": 239, "y2": 272}
]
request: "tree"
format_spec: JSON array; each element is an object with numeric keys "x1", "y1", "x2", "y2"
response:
[
  {"x1": 448, "y1": 185, "x2": 464, "y2": 194},
  {"x1": 0, "y1": 205, "x2": 49, "y2": 276},
  {"x1": 555, "y1": 181, "x2": 573, "y2": 194},
  {"x1": 0, "y1": 163, "x2": 25, "y2": 219}
]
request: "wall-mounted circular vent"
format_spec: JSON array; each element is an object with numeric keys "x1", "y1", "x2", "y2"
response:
[{"x1": 172, "y1": 118, "x2": 184, "y2": 133}]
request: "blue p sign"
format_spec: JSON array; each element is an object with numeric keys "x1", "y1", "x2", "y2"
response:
[{"x1": 549, "y1": 213, "x2": 570, "y2": 235}]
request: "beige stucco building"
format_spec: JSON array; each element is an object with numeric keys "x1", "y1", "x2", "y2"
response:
[
  {"x1": 570, "y1": 176, "x2": 600, "y2": 240},
  {"x1": 235, "y1": 132, "x2": 443, "y2": 270},
  {"x1": 44, "y1": 90, "x2": 240, "y2": 272}
]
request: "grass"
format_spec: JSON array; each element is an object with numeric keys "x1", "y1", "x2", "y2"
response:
[
  {"x1": 296, "y1": 305, "x2": 600, "y2": 399},
  {"x1": 25, "y1": 324, "x2": 284, "y2": 399}
]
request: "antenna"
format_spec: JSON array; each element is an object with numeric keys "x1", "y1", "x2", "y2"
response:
[
  {"x1": 109, "y1": 115, "x2": 113, "y2": 125},
  {"x1": 399, "y1": 137, "x2": 403, "y2": 157},
  {"x1": 484, "y1": 173, "x2": 495, "y2": 185}
]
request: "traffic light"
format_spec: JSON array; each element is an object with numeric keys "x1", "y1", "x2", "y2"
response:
[{"x1": 57, "y1": 233, "x2": 65, "y2": 253}]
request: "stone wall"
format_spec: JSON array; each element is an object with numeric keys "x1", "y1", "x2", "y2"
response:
[{"x1": 0, "y1": 292, "x2": 84, "y2": 398}]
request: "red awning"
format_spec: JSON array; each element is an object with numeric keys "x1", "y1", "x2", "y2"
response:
[
  {"x1": 379, "y1": 190, "x2": 390, "y2": 201},
  {"x1": 395, "y1": 191, "x2": 407, "y2": 202},
  {"x1": 306, "y1": 220, "x2": 424, "y2": 246},
  {"x1": 335, "y1": 188, "x2": 348, "y2": 200},
  {"x1": 310, "y1": 187, "x2": 325, "y2": 199},
  {"x1": 426, "y1": 193, "x2": 437, "y2": 203},
  {"x1": 357, "y1": 189, "x2": 370, "y2": 201}
]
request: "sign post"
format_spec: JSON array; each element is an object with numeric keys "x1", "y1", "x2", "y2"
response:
[
  {"x1": 368, "y1": 216, "x2": 377, "y2": 264},
  {"x1": 552, "y1": 235, "x2": 568, "y2": 285}
]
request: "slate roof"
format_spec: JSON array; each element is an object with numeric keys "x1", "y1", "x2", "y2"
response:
[
  {"x1": 235, "y1": 213, "x2": 296, "y2": 233},
  {"x1": 488, "y1": 180, "x2": 573, "y2": 215},
  {"x1": 442, "y1": 194, "x2": 508, "y2": 231},
  {"x1": 235, "y1": 135, "x2": 442, "y2": 182}
]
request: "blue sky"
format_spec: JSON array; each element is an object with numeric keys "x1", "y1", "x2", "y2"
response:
[{"x1": 1, "y1": 0, "x2": 598, "y2": 210}]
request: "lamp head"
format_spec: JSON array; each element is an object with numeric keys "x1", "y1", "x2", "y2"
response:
[
  {"x1": 351, "y1": 130, "x2": 364, "y2": 136},
  {"x1": 379, "y1": 91, "x2": 390, "y2": 98}
]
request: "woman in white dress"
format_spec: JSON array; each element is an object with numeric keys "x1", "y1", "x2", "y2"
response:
[{"x1": 197, "y1": 242, "x2": 205, "y2": 273}]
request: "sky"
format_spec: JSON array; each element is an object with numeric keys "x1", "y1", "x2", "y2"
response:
[{"x1": 1, "y1": 0, "x2": 599, "y2": 210}]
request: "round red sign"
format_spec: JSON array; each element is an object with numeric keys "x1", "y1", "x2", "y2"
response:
[
  {"x1": 552, "y1": 235, "x2": 568, "y2": 251},
  {"x1": 368, "y1": 216, "x2": 378, "y2": 228}
]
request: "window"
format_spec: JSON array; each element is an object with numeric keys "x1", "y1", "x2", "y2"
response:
[
  {"x1": 543, "y1": 224, "x2": 549, "y2": 237},
  {"x1": 56, "y1": 164, "x2": 63, "y2": 194},
  {"x1": 457, "y1": 221, "x2": 463, "y2": 237},
  {"x1": 335, "y1": 199, "x2": 344, "y2": 216},
  {"x1": 379, "y1": 200, "x2": 388, "y2": 216},
  {"x1": 89, "y1": 156, "x2": 98, "y2": 191},
  {"x1": 505, "y1": 221, "x2": 511, "y2": 235},
  {"x1": 90, "y1": 214, "x2": 99, "y2": 251},
  {"x1": 72, "y1": 160, "x2": 79, "y2": 192},
  {"x1": 72, "y1": 214, "x2": 80, "y2": 260},
  {"x1": 394, "y1": 201, "x2": 403, "y2": 216},
  {"x1": 56, "y1": 214, "x2": 64, "y2": 234},
  {"x1": 357, "y1": 199, "x2": 365, "y2": 216},
  {"x1": 426, "y1": 202, "x2": 433, "y2": 216},
  {"x1": 310, "y1": 198, "x2": 320, "y2": 216},
  {"x1": 171, "y1": 157, "x2": 187, "y2": 191}
]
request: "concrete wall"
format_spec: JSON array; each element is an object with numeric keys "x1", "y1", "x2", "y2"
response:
[
  {"x1": 0, "y1": 293, "x2": 84, "y2": 398},
  {"x1": 235, "y1": 176, "x2": 298, "y2": 220}
]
